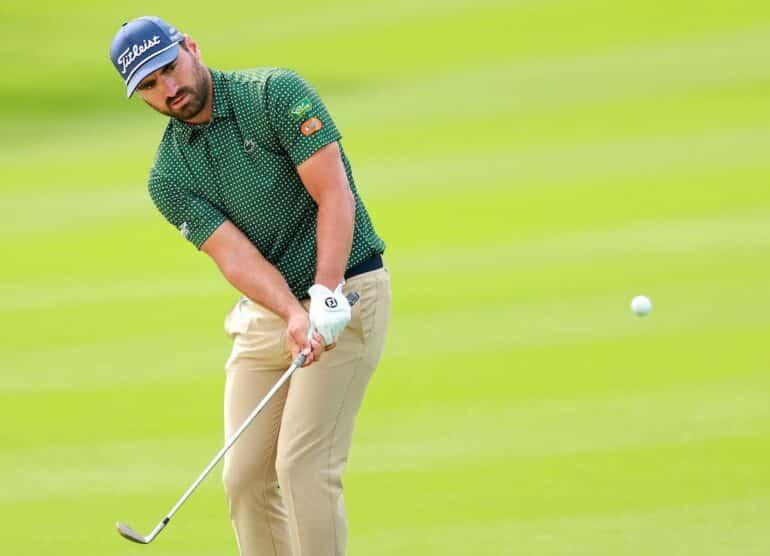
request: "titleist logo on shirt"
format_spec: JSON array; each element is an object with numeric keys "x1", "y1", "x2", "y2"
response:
[{"x1": 117, "y1": 36, "x2": 161, "y2": 74}]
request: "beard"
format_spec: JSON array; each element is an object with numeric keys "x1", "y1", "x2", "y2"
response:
[{"x1": 148, "y1": 61, "x2": 210, "y2": 121}]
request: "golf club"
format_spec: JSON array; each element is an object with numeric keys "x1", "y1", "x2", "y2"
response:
[{"x1": 117, "y1": 291, "x2": 360, "y2": 544}]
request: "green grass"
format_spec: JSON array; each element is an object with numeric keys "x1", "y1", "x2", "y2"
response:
[{"x1": 1, "y1": 1, "x2": 770, "y2": 554}]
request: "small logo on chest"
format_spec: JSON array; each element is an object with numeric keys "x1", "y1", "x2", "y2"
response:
[{"x1": 244, "y1": 139, "x2": 255, "y2": 153}]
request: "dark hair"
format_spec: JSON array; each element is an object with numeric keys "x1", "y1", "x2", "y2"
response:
[{"x1": 178, "y1": 40, "x2": 189, "y2": 52}]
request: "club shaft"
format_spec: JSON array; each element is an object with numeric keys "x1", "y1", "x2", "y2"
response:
[
  {"x1": 128, "y1": 290, "x2": 359, "y2": 543},
  {"x1": 163, "y1": 356, "x2": 304, "y2": 525}
]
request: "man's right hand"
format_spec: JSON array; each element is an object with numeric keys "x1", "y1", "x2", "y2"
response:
[{"x1": 286, "y1": 310, "x2": 325, "y2": 367}]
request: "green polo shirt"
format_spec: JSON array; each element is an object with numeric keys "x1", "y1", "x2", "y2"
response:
[{"x1": 148, "y1": 68, "x2": 385, "y2": 299}]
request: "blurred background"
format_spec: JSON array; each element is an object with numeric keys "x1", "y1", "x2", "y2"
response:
[{"x1": 2, "y1": 1, "x2": 770, "y2": 554}]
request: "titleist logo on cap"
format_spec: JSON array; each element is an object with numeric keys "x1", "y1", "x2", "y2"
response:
[{"x1": 117, "y1": 35, "x2": 161, "y2": 74}]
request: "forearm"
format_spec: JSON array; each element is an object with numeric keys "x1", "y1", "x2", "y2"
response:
[
  {"x1": 314, "y1": 188, "x2": 355, "y2": 289},
  {"x1": 224, "y1": 251, "x2": 303, "y2": 321},
  {"x1": 295, "y1": 141, "x2": 356, "y2": 289},
  {"x1": 201, "y1": 221, "x2": 303, "y2": 321}
]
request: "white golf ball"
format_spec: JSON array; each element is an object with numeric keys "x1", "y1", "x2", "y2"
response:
[{"x1": 630, "y1": 295, "x2": 652, "y2": 316}]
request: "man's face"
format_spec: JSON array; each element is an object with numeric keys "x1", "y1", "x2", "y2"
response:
[{"x1": 135, "y1": 38, "x2": 210, "y2": 122}]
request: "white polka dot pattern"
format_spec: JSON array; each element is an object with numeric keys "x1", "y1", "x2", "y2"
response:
[{"x1": 148, "y1": 68, "x2": 385, "y2": 299}]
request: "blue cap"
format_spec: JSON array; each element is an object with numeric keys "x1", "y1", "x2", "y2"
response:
[{"x1": 110, "y1": 16, "x2": 184, "y2": 97}]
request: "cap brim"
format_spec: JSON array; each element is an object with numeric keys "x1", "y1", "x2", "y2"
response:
[{"x1": 125, "y1": 42, "x2": 180, "y2": 97}]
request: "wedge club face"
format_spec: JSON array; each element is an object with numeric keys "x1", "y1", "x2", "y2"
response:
[
  {"x1": 117, "y1": 517, "x2": 169, "y2": 544},
  {"x1": 116, "y1": 522, "x2": 149, "y2": 544}
]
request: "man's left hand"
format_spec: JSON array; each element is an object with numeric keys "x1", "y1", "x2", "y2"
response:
[{"x1": 308, "y1": 282, "x2": 351, "y2": 346}]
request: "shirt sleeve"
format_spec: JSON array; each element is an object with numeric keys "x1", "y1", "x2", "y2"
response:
[
  {"x1": 148, "y1": 170, "x2": 227, "y2": 249},
  {"x1": 264, "y1": 69, "x2": 342, "y2": 165}
]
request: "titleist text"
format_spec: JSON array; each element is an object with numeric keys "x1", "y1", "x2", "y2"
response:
[{"x1": 118, "y1": 35, "x2": 161, "y2": 74}]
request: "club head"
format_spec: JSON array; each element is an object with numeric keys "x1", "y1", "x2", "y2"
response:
[
  {"x1": 346, "y1": 292, "x2": 359, "y2": 306},
  {"x1": 116, "y1": 522, "x2": 149, "y2": 544}
]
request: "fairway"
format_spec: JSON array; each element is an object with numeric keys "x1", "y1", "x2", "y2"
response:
[{"x1": 2, "y1": 1, "x2": 770, "y2": 554}]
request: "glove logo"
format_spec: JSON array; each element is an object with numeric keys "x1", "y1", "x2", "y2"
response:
[{"x1": 324, "y1": 297, "x2": 338, "y2": 309}]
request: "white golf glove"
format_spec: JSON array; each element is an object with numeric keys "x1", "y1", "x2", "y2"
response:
[{"x1": 307, "y1": 282, "x2": 351, "y2": 345}]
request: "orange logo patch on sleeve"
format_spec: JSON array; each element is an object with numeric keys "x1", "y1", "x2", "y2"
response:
[{"x1": 300, "y1": 117, "x2": 323, "y2": 137}]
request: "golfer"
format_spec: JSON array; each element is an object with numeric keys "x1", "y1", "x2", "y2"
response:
[{"x1": 109, "y1": 16, "x2": 390, "y2": 556}]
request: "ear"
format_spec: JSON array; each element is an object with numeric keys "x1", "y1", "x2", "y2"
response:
[{"x1": 183, "y1": 36, "x2": 202, "y2": 59}]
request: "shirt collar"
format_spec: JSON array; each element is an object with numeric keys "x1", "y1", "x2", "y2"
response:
[{"x1": 172, "y1": 68, "x2": 231, "y2": 144}]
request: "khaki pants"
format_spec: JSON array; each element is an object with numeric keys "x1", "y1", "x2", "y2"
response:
[{"x1": 222, "y1": 268, "x2": 391, "y2": 556}]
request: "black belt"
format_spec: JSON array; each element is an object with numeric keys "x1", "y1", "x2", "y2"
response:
[{"x1": 345, "y1": 254, "x2": 383, "y2": 280}]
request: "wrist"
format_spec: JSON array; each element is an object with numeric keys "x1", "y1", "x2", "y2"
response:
[
  {"x1": 278, "y1": 298, "x2": 306, "y2": 322},
  {"x1": 313, "y1": 272, "x2": 344, "y2": 291}
]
